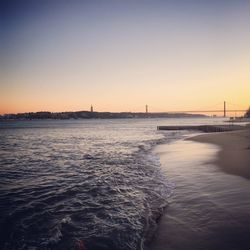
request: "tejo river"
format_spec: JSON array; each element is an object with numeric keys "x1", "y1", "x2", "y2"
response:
[{"x1": 0, "y1": 117, "x2": 237, "y2": 250}]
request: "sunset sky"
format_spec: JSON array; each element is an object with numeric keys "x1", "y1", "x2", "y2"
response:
[{"x1": 1, "y1": 0, "x2": 250, "y2": 114}]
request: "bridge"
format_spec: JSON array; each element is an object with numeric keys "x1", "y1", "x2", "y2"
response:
[{"x1": 147, "y1": 102, "x2": 248, "y2": 117}]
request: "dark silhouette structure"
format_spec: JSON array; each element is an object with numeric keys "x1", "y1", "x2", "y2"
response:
[
  {"x1": 224, "y1": 101, "x2": 226, "y2": 117},
  {"x1": 0, "y1": 111, "x2": 206, "y2": 120},
  {"x1": 245, "y1": 107, "x2": 250, "y2": 118}
]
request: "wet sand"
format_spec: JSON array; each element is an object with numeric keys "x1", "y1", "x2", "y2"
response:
[
  {"x1": 190, "y1": 129, "x2": 250, "y2": 179},
  {"x1": 147, "y1": 129, "x2": 250, "y2": 250}
]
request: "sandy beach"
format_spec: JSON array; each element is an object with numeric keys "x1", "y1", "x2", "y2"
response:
[
  {"x1": 147, "y1": 128, "x2": 250, "y2": 250},
  {"x1": 190, "y1": 128, "x2": 250, "y2": 179}
]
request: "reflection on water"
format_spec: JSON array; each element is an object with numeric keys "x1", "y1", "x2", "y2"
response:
[
  {"x1": 0, "y1": 119, "x2": 174, "y2": 250},
  {"x1": 0, "y1": 118, "x2": 229, "y2": 249}
]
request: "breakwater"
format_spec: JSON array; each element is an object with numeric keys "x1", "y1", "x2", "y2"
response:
[{"x1": 157, "y1": 125, "x2": 244, "y2": 132}]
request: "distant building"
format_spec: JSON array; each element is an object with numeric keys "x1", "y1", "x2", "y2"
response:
[{"x1": 91, "y1": 105, "x2": 93, "y2": 112}]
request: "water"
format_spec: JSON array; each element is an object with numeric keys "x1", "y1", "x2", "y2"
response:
[{"x1": 0, "y1": 118, "x2": 225, "y2": 250}]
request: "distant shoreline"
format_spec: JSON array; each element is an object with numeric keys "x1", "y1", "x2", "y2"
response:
[{"x1": 0, "y1": 111, "x2": 206, "y2": 120}]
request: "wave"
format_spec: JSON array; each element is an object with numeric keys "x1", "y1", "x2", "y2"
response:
[{"x1": 0, "y1": 120, "x2": 187, "y2": 249}]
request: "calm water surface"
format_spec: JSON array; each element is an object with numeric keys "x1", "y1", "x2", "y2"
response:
[{"x1": 0, "y1": 118, "x2": 225, "y2": 250}]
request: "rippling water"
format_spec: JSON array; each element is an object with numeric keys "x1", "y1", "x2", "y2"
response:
[{"x1": 0, "y1": 118, "x2": 225, "y2": 250}]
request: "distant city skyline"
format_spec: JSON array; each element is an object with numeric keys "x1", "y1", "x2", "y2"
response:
[
  {"x1": 1, "y1": 0, "x2": 250, "y2": 115},
  {"x1": 0, "y1": 102, "x2": 247, "y2": 117}
]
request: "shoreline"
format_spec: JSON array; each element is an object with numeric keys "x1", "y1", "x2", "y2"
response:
[
  {"x1": 147, "y1": 128, "x2": 250, "y2": 250},
  {"x1": 188, "y1": 128, "x2": 250, "y2": 179}
]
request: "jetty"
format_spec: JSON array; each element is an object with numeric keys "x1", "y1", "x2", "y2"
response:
[{"x1": 157, "y1": 125, "x2": 245, "y2": 133}]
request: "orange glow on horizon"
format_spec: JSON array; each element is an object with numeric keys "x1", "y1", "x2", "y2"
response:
[{"x1": 1, "y1": 1, "x2": 250, "y2": 116}]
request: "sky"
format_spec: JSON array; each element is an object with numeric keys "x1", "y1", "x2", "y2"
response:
[{"x1": 1, "y1": 0, "x2": 250, "y2": 114}]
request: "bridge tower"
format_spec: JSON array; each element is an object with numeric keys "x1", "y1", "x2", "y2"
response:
[
  {"x1": 146, "y1": 105, "x2": 148, "y2": 114},
  {"x1": 224, "y1": 101, "x2": 226, "y2": 117},
  {"x1": 91, "y1": 105, "x2": 93, "y2": 112}
]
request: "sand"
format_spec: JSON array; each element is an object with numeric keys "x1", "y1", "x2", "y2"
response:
[
  {"x1": 147, "y1": 128, "x2": 250, "y2": 250},
  {"x1": 190, "y1": 128, "x2": 250, "y2": 179}
]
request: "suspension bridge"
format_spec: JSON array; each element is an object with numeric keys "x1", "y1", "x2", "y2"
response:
[{"x1": 146, "y1": 102, "x2": 248, "y2": 117}]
